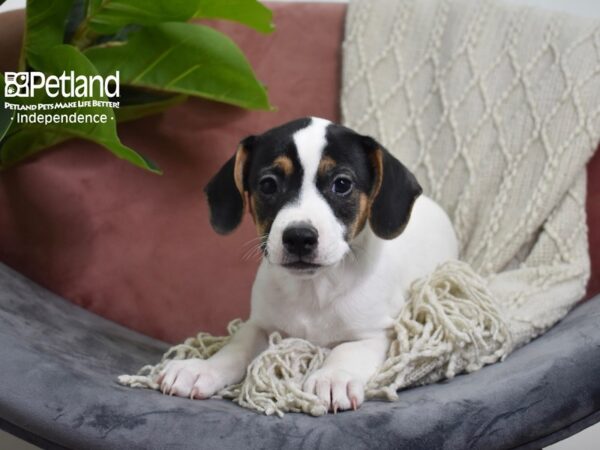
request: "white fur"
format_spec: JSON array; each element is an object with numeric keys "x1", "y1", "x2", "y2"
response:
[{"x1": 160, "y1": 118, "x2": 459, "y2": 411}]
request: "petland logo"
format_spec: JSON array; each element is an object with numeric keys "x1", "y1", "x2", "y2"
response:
[
  {"x1": 4, "y1": 71, "x2": 121, "y2": 126},
  {"x1": 4, "y1": 71, "x2": 120, "y2": 98}
]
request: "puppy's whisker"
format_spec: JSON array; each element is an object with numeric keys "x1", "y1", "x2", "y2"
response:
[
  {"x1": 241, "y1": 234, "x2": 269, "y2": 261},
  {"x1": 242, "y1": 244, "x2": 263, "y2": 261},
  {"x1": 241, "y1": 235, "x2": 268, "y2": 248},
  {"x1": 241, "y1": 243, "x2": 260, "y2": 260}
]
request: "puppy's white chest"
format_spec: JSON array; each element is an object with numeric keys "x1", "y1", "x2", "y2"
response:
[
  {"x1": 257, "y1": 300, "x2": 386, "y2": 347},
  {"x1": 274, "y1": 303, "x2": 342, "y2": 346},
  {"x1": 250, "y1": 264, "x2": 398, "y2": 347}
]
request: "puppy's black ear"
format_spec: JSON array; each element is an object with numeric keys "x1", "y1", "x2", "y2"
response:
[
  {"x1": 204, "y1": 136, "x2": 254, "y2": 234},
  {"x1": 362, "y1": 136, "x2": 422, "y2": 239}
]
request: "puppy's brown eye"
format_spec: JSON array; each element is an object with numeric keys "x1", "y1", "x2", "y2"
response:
[
  {"x1": 332, "y1": 176, "x2": 353, "y2": 196},
  {"x1": 259, "y1": 175, "x2": 278, "y2": 195}
]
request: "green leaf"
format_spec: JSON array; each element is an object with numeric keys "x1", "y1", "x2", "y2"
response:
[
  {"x1": 24, "y1": 0, "x2": 74, "y2": 67},
  {"x1": 194, "y1": 0, "x2": 274, "y2": 34},
  {"x1": 86, "y1": 0, "x2": 198, "y2": 34},
  {"x1": 0, "y1": 75, "x2": 16, "y2": 142},
  {"x1": 0, "y1": 129, "x2": 70, "y2": 168},
  {"x1": 116, "y1": 92, "x2": 187, "y2": 122},
  {"x1": 74, "y1": 0, "x2": 273, "y2": 36},
  {"x1": 86, "y1": 22, "x2": 272, "y2": 110},
  {"x1": 0, "y1": 45, "x2": 161, "y2": 173}
]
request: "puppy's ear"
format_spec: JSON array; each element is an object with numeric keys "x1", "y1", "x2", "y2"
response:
[
  {"x1": 362, "y1": 136, "x2": 422, "y2": 239},
  {"x1": 204, "y1": 136, "x2": 254, "y2": 234}
]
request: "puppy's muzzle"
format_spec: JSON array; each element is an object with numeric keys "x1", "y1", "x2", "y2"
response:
[{"x1": 282, "y1": 223, "x2": 318, "y2": 259}]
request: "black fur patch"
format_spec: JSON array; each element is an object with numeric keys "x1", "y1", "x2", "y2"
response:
[
  {"x1": 204, "y1": 155, "x2": 245, "y2": 235},
  {"x1": 245, "y1": 119, "x2": 310, "y2": 236},
  {"x1": 205, "y1": 118, "x2": 310, "y2": 235},
  {"x1": 362, "y1": 136, "x2": 422, "y2": 239},
  {"x1": 315, "y1": 124, "x2": 376, "y2": 238}
]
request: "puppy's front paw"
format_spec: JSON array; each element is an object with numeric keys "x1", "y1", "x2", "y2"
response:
[
  {"x1": 157, "y1": 359, "x2": 225, "y2": 399},
  {"x1": 303, "y1": 368, "x2": 365, "y2": 413}
]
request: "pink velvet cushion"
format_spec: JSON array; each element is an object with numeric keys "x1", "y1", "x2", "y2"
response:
[{"x1": 586, "y1": 148, "x2": 600, "y2": 300}]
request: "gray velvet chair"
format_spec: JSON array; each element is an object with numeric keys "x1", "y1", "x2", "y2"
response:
[{"x1": 1, "y1": 263, "x2": 600, "y2": 449}]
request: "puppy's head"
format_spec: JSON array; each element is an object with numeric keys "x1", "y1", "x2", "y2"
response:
[{"x1": 205, "y1": 117, "x2": 422, "y2": 275}]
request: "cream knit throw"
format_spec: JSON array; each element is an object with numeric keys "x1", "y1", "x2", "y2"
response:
[{"x1": 119, "y1": 0, "x2": 599, "y2": 416}]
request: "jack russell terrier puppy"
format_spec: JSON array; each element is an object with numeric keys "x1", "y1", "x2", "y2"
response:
[{"x1": 159, "y1": 117, "x2": 458, "y2": 412}]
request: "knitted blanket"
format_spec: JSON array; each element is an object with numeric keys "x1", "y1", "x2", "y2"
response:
[
  {"x1": 120, "y1": 0, "x2": 599, "y2": 416},
  {"x1": 342, "y1": 0, "x2": 598, "y2": 346}
]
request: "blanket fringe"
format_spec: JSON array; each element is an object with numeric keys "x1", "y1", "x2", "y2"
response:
[
  {"x1": 366, "y1": 261, "x2": 512, "y2": 400},
  {"x1": 221, "y1": 333, "x2": 330, "y2": 417}
]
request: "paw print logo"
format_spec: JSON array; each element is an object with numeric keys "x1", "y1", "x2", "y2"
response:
[{"x1": 4, "y1": 72, "x2": 29, "y2": 97}]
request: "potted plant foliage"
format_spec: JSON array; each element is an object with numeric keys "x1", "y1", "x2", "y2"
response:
[{"x1": 0, "y1": 0, "x2": 274, "y2": 173}]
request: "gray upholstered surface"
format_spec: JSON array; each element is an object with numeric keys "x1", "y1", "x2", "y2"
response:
[{"x1": 0, "y1": 262, "x2": 599, "y2": 450}]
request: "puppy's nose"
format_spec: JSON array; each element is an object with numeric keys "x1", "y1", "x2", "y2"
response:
[{"x1": 282, "y1": 224, "x2": 318, "y2": 256}]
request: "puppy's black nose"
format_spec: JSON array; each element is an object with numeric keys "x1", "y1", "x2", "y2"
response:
[{"x1": 282, "y1": 224, "x2": 318, "y2": 256}]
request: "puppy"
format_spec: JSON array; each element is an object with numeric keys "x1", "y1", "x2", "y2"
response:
[{"x1": 159, "y1": 117, "x2": 458, "y2": 412}]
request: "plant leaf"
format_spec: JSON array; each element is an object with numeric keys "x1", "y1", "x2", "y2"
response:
[
  {"x1": 24, "y1": 0, "x2": 74, "y2": 67},
  {"x1": 0, "y1": 129, "x2": 70, "y2": 168},
  {"x1": 78, "y1": 0, "x2": 273, "y2": 35},
  {"x1": 0, "y1": 45, "x2": 160, "y2": 173},
  {"x1": 116, "y1": 92, "x2": 187, "y2": 122},
  {"x1": 194, "y1": 0, "x2": 274, "y2": 34},
  {"x1": 0, "y1": 74, "x2": 16, "y2": 142},
  {"x1": 86, "y1": 0, "x2": 198, "y2": 34},
  {"x1": 86, "y1": 22, "x2": 272, "y2": 110}
]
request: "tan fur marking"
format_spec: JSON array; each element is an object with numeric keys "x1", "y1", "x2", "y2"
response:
[
  {"x1": 247, "y1": 192, "x2": 255, "y2": 222},
  {"x1": 318, "y1": 156, "x2": 337, "y2": 176},
  {"x1": 250, "y1": 193, "x2": 270, "y2": 236},
  {"x1": 233, "y1": 145, "x2": 249, "y2": 199},
  {"x1": 273, "y1": 155, "x2": 294, "y2": 176},
  {"x1": 370, "y1": 149, "x2": 384, "y2": 201},
  {"x1": 354, "y1": 148, "x2": 385, "y2": 237},
  {"x1": 351, "y1": 193, "x2": 370, "y2": 238}
]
